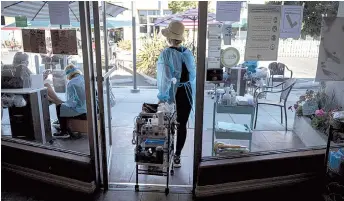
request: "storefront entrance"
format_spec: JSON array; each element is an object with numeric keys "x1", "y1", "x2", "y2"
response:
[{"x1": 91, "y1": 1, "x2": 195, "y2": 192}]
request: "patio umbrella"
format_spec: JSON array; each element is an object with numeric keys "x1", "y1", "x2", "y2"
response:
[
  {"x1": 1, "y1": 19, "x2": 132, "y2": 30},
  {"x1": 154, "y1": 8, "x2": 216, "y2": 54},
  {"x1": 1, "y1": 1, "x2": 127, "y2": 23}
]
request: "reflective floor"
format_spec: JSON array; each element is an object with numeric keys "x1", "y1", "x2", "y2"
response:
[{"x1": 1, "y1": 87, "x2": 308, "y2": 186}]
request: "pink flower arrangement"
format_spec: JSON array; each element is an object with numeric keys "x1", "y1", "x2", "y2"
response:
[{"x1": 315, "y1": 109, "x2": 325, "y2": 117}]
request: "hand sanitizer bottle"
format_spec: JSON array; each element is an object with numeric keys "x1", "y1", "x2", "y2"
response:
[{"x1": 222, "y1": 90, "x2": 231, "y2": 106}]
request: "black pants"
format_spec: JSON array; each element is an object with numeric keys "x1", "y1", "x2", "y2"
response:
[
  {"x1": 56, "y1": 104, "x2": 87, "y2": 133},
  {"x1": 175, "y1": 85, "x2": 192, "y2": 156}
]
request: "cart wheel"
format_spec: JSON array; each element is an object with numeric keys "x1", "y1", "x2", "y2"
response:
[
  {"x1": 165, "y1": 188, "x2": 169, "y2": 195},
  {"x1": 170, "y1": 169, "x2": 174, "y2": 176},
  {"x1": 135, "y1": 185, "x2": 139, "y2": 192}
]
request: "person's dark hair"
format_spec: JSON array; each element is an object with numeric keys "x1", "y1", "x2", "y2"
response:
[{"x1": 12, "y1": 52, "x2": 29, "y2": 66}]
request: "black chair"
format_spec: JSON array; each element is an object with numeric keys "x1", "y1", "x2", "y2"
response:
[
  {"x1": 267, "y1": 62, "x2": 293, "y2": 87},
  {"x1": 254, "y1": 78, "x2": 297, "y2": 131}
]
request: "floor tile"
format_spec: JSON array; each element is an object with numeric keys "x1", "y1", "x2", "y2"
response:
[
  {"x1": 251, "y1": 142, "x2": 273, "y2": 152},
  {"x1": 128, "y1": 156, "x2": 192, "y2": 186},
  {"x1": 109, "y1": 154, "x2": 135, "y2": 183},
  {"x1": 101, "y1": 191, "x2": 142, "y2": 201},
  {"x1": 269, "y1": 141, "x2": 306, "y2": 150},
  {"x1": 262, "y1": 131, "x2": 302, "y2": 143},
  {"x1": 202, "y1": 141, "x2": 213, "y2": 157},
  {"x1": 140, "y1": 192, "x2": 178, "y2": 201},
  {"x1": 252, "y1": 131, "x2": 269, "y2": 143},
  {"x1": 178, "y1": 194, "x2": 193, "y2": 201}
]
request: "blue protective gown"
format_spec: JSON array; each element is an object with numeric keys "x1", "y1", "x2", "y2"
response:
[
  {"x1": 60, "y1": 74, "x2": 87, "y2": 117},
  {"x1": 156, "y1": 47, "x2": 196, "y2": 114}
]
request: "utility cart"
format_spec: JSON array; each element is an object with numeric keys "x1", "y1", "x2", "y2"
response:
[{"x1": 132, "y1": 104, "x2": 177, "y2": 195}]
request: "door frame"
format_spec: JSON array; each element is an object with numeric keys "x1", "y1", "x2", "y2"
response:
[
  {"x1": 193, "y1": 1, "x2": 208, "y2": 194},
  {"x1": 79, "y1": 1, "x2": 102, "y2": 188}
]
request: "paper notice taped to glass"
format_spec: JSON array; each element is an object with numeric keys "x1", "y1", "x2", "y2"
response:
[
  {"x1": 207, "y1": 57, "x2": 221, "y2": 69},
  {"x1": 280, "y1": 5, "x2": 303, "y2": 38},
  {"x1": 208, "y1": 24, "x2": 223, "y2": 35},
  {"x1": 51, "y1": 30, "x2": 78, "y2": 55},
  {"x1": 208, "y1": 37, "x2": 222, "y2": 47},
  {"x1": 222, "y1": 24, "x2": 232, "y2": 45},
  {"x1": 216, "y1": 1, "x2": 241, "y2": 22},
  {"x1": 208, "y1": 46, "x2": 221, "y2": 58},
  {"x1": 245, "y1": 4, "x2": 281, "y2": 61},
  {"x1": 22, "y1": 29, "x2": 47, "y2": 53},
  {"x1": 48, "y1": 1, "x2": 70, "y2": 25}
]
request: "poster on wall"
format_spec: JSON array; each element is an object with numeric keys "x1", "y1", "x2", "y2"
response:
[
  {"x1": 51, "y1": 30, "x2": 78, "y2": 55},
  {"x1": 245, "y1": 4, "x2": 281, "y2": 61},
  {"x1": 22, "y1": 29, "x2": 47, "y2": 53},
  {"x1": 216, "y1": 1, "x2": 241, "y2": 22},
  {"x1": 280, "y1": 5, "x2": 303, "y2": 38},
  {"x1": 315, "y1": 17, "x2": 344, "y2": 81}
]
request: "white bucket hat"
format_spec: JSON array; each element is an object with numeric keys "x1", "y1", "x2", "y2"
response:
[{"x1": 161, "y1": 20, "x2": 185, "y2": 41}]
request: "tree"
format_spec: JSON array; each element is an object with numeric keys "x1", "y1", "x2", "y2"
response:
[
  {"x1": 168, "y1": 1, "x2": 198, "y2": 14},
  {"x1": 267, "y1": 1, "x2": 339, "y2": 37}
]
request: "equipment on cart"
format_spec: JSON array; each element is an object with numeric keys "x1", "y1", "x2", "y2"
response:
[{"x1": 132, "y1": 102, "x2": 177, "y2": 195}]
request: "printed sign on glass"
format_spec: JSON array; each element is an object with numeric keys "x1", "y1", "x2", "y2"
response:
[
  {"x1": 216, "y1": 1, "x2": 241, "y2": 22},
  {"x1": 48, "y1": 1, "x2": 70, "y2": 25},
  {"x1": 222, "y1": 24, "x2": 232, "y2": 45},
  {"x1": 280, "y1": 5, "x2": 303, "y2": 38},
  {"x1": 22, "y1": 29, "x2": 47, "y2": 53},
  {"x1": 245, "y1": 4, "x2": 281, "y2": 61},
  {"x1": 51, "y1": 30, "x2": 78, "y2": 55}
]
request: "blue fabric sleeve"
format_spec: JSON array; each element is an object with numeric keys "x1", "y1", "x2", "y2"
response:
[
  {"x1": 64, "y1": 83, "x2": 78, "y2": 108},
  {"x1": 157, "y1": 51, "x2": 172, "y2": 102}
]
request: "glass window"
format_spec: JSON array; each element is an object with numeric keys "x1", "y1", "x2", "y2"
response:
[
  {"x1": 163, "y1": 10, "x2": 172, "y2": 15},
  {"x1": 139, "y1": 16, "x2": 147, "y2": 24},
  {"x1": 1, "y1": 21, "x2": 91, "y2": 155},
  {"x1": 149, "y1": 17, "x2": 158, "y2": 24},
  {"x1": 148, "y1": 10, "x2": 159, "y2": 15},
  {"x1": 138, "y1": 10, "x2": 147, "y2": 16},
  {"x1": 139, "y1": 25, "x2": 147, "y2": 33}
]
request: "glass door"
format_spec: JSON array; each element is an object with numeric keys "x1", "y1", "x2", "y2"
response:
[{"x1": 91, "y1": 1, "x2": 115, "y2": 189}]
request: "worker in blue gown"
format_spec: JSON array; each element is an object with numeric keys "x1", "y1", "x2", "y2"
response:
[
  {"x1": 156, "y1": 21, "x2": 196, "y2": 168},
  {"x1": 48, "y1": 64, "x2": 87, "y2": 139}
]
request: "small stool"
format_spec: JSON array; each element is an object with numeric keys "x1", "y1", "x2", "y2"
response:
[
  {"x1": 67, "y1": 119, "x2": 88, "y2": 133},
  {"x1": 66, "y1": 115, "x2": 100, "y2": 134}
]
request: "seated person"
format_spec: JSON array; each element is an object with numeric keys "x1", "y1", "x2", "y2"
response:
[
  {"x1": 47, "y1": 64, "x2": 87, "y2": 138},
  {"x1": 10, "y1": 52, "x2": 63, "y2": 105}
]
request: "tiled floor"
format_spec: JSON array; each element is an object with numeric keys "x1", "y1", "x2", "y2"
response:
[
  {"x1": 1, "y1": 190, "x2": 192, "y2": 201},
  {"x1": 2, "y1": 87, "x2": 307, "y2": 187}
]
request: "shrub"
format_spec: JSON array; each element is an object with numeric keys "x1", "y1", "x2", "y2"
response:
[
  {"x1": 117, "y1": 40, "x2": 131, "y2": 51},
  {"x1": 137, "y1": 34, "x2": 167, "y2": 78}
]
